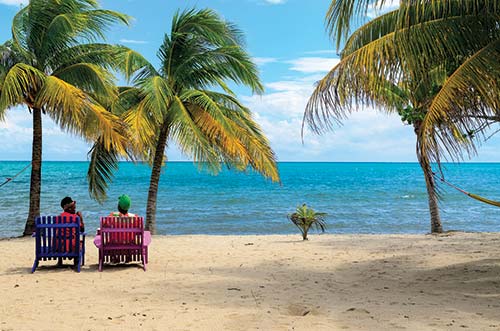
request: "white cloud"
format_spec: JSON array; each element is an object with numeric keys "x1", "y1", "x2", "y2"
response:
[
  {"x1": 0, "y1": 108, "x2": 91, "y2": 161},
  {"x1": 119, "y1": 39, "x2": 148, "y2": 44},
  {"x1": 366, "y1": 0, "x2": 399, "y2": 18},
  {"x1": 241, "y1": 75, "x2": 418, "y2": 161},
  {"x1": 287, "y1": 57, "x2": 340, "y2": 73},
  {"x1": 266, "y1": 78, "x2": 315, "y2": 92},
  {"x1": 0, "y1": 107, "x2": 194, "y2": 161},
  {"x1": 253, "y1": 57, "x2": 278, "y2": 66},
  {"x1": 0, "y1": 0, "x2": 27, "y2": 6}
]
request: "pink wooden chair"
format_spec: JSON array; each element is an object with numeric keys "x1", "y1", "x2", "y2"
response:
[{"x1": 93, "y1": 216, "x2": 151, "y2": 271}]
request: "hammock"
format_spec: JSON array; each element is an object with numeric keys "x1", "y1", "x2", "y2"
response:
[
  {"x1": 434, "y1": 173, "x2": 500, "y2": 208},
  {"x1": 0, "y1": 162, "x2": 32, "y2": 188}
]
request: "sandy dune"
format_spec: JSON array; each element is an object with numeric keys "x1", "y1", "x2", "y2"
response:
[{"x1": 1, "y1": 232, "x2": 500, "y2": 330}]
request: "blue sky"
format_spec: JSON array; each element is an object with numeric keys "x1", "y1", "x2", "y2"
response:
[{"x1": 1, "y1": 0, "x2": 500, "y2": 162}]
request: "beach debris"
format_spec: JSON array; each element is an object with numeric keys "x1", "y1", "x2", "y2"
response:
[
  {"x1": 227, "y1": 287, "x2": 241, "y2": 291},
  {"x1": 345, "y1": 307, "x2": 370, "y2": 314},
  {"x1": 244, "y1": 242, "x2": 254, "y2": 246},
  {"x1": 287, "y1": 304, "x2": 313, "y2": 317}
]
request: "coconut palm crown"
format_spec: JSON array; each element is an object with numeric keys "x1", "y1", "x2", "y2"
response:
[
  {"x1": 304, "y1": 0, "x2": 500, "y2": 233},
  {"x1": 0, "y1": 0, "x2": 133, "y2": 235},
  {"x1": 317, "y1": 0, "x2": 500, "y2": 164},
  {"x1": 99, "y1": 8, "x2": 280, "y2": 233}
]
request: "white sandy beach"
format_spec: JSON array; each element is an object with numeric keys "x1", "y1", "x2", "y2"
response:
[{"x1": 1, "y1": 232, "x2": 500, "y2": 330}]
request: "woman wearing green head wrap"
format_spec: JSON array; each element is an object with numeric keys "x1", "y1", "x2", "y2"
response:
[{"x1": 109, "y1": 194, "x2": 136, "y2": 217}]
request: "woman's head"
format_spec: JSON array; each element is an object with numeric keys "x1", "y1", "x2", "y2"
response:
[{"x1": 118, "y1": 194, "x2": 131, "y2": 213}]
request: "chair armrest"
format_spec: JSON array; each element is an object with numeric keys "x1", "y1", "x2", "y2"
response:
[
  {"x1": 93, "y1": 234, "x2": 102, "y2": 248},
  {"x1": 144, "y1": 231, "x2": 152, "y2": 246}
]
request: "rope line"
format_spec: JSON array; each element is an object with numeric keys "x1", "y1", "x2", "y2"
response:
[
  {"x1": 0, "y1": 162, "x2": 32, "y2": 188},
  {"x1": 433, "y1": 172, "x2": 500, "y2": 208}
]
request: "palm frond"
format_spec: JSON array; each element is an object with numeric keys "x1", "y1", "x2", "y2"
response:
[
  {"x1": 11, "y1": 5, "x2": 30, "y2": 55},
  {"x1": 36, "y1": 75, "x2": 128, "y2": 154},
  {"x1": 113, "y1": 47, "x2": 158, "y2": 83},
  {"x1": 121, "y1": 91, "x2": 159, "y2": 159},
  {"x1": 168, "y1": 95, "x2": 221, "y2": 170},
  {"x1": 87, "y1": 138, "x2": 119, "y2": 202},
  {"x1": 136, "y1": 75, "x2": 173, "y2": 118},
  {"x1": 160, "y1": 8, "x2": 263, "y2": 94},
  {"x1": 326, "y1": 0, "x2": 375, "y2": 49},
  {"x1": 306, "y1": 4, "x2": 499, "y2": 135},
  {"x1": 418, "y1": 39, "x2": 500, "y2": 163},
  {"x1": 14, "y1": 0, "x2": 129, "y2": 67},
  {"x1": 180, "y1": 90, "x2": 280, "y2": 181},
  {"x1": 53, "y1": 62, "x2": 117, "y2": 100},
  {"x1": 203, "y1": 91, "x2": 280, "y2": 182},
  {"x1": 0, "y1": 63, "x2": 46, "y2": 115},
  {"x1": 326, "y1": 0, "x2": 500, "y2": 48}
]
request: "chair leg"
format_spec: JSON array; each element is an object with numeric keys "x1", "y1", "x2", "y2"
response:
[
  {"x1": 77, "y1": 256, "x2": 81, "y2": 273},
  {"x1": 57, "y1": 257, "x2": 63, "y2": 266},
  {"x1": 31, "y1": 259, "x2": 39, "y2": 273},
  {"x1": 82, "y1": 240, "x2": 85, "y2": 266},
  {"x1": 98, "y1": 250, "x2": 103, "y2": 272},
  {"x1": 142, "y1": 253, "x2": 146, "y2": 271}
]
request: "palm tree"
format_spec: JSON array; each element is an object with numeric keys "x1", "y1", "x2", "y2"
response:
[
  {"x1": 91, "y1": 8, "x2": 280, "y2": 233},
  {"x1": 288, "y1": 204, "x2": 327, "y2": 240},
  {"x1": 0, "y1": 0, "x2": 132, "y2": 235},
  {"x1": 304, "y1": 0, "x2": 500, "y2": 233}
]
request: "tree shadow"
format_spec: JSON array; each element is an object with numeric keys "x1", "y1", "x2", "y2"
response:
[{"x1": 134, "y1": 238, "x2": 500, "y2": 329}]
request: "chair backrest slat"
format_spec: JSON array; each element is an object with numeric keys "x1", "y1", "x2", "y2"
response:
[
  {"x1": 99, "y1": 216, "x2": 144, "y2": 247},
  {"x1": 34, "y1": 215, "x2": 80, "y2": 255}
]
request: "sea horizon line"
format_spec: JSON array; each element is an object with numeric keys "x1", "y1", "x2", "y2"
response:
[{"x1": 2, "y1": 160, "x2": 500, "y2": 164}]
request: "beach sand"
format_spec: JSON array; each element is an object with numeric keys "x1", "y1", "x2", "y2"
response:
[{"x1": 1, "y1": 232, "x2": 500, "y2": 330}]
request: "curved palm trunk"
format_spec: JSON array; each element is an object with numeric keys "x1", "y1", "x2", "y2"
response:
[
  {"x1": 24, "y1": 107, "x2": 42, "y2": 236},
  {"x1": 419, "y1": 153, "x2": 443, "y2": 233},
  {"x1": 145, "y1": 123, "x2": 170, "y2": 234},
  {"x1": 414, "y1": 122, "x2": 443, "y2": 234}
]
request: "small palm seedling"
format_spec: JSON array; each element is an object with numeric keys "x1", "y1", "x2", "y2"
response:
[{"x1": 288, "y1": 204, "x2": 327, "y2": 240}]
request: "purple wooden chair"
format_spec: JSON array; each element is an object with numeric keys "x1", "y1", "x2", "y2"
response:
[
  {"x1": 32, "y1": 215, "x2": 85, "y2": 273},
  {"x1": 93, "y1": 216, "x2": 151, "y2": 271}
]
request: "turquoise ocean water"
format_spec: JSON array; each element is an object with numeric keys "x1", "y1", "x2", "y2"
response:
[{"x1": 0, "y1": 161, "x2": 499, "y2": 238}]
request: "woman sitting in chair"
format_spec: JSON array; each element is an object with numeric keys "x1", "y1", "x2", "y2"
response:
[{"x1": 109, "y1": 194, "x2": 136, "y2": 217}]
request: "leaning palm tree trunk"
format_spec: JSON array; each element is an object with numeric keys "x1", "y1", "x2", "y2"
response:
[
  {"x1": 145, "y1": 123, "x2": 170, "y2": 233},
  {"x1": 415, "y1": 122, "x2": 443, "y2": 233},
  {"x1": 24, "y1": 107, "x2": 42, "y2": 235},
  {"x1": 420, "y1": 157, "x2": 443, "y2": 233}
]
